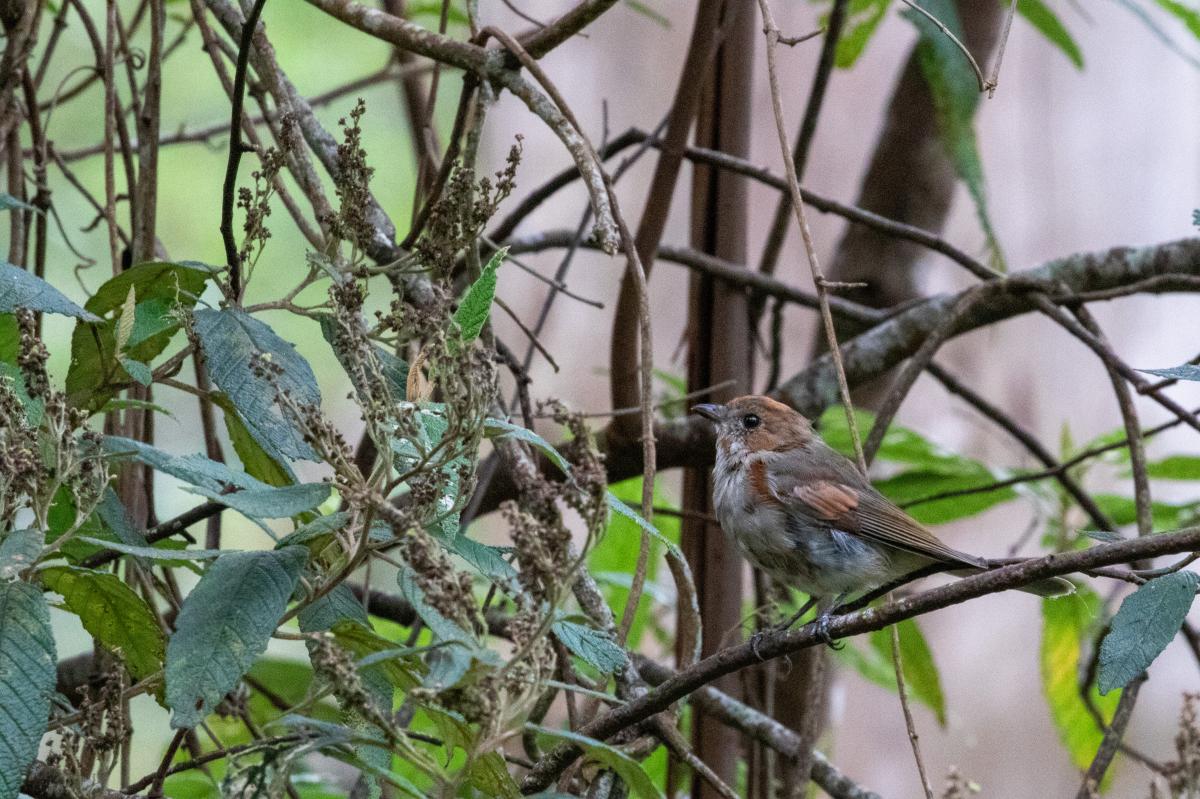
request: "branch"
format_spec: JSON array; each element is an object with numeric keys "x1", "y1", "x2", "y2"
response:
[
  {"x1": 521, "y1": 525, "x2": 1200, "y2": 792},
  {"x1": 517, "y1": 0, "x2": 619, "y2": 58}
]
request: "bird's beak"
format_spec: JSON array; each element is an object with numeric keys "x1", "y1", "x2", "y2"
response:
[{"x1": 691, "y1": 403, "x2": 726, "y2": 422}]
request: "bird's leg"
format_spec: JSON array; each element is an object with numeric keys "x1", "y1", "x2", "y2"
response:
[
  {"x1": 750, "y1": 596, "x2": 820, "y2": 661},
  {"x1": 810, "y1": 592, "x2": 850, "y2": 650}
]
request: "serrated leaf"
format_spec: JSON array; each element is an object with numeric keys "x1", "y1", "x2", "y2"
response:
[
  {"x1": 193, "y1": 307, "x2": 321, "y2": 461},
  {"x1": 41, "y1": 566, "x2": 165, "y2": 681},
  {"x1": 1017, "y1": 0, "x2": 1083, "y2": 67},
  {"x1": 835, "y1": 0, "x2": 891, "y2": 67},
  {"x1": 166, "y1": 547, "x2": 308, "y2": 728},
  {"x1": 397, "y1": 563, "x2": 484, "y2": 690},
  {"x1": 1099, "y1": 571, "x2": 1199, "y2": 694},
  {"x1": 1041, "y1": 588, "x2": 1121, "y2": 769},
  {"x1": 904, "y1": 0, "x2": 1003, "y2": 268},
  {"x1": 0, "y1": 261, "x2": 99, "y2": 321},
  {"x1": 868, "y1": 619, "x2": 946, "y2": 726},
  {"x1": 0, "y1": 581, "x2": 56, "y2": 798},
  {"x1": 0, "y1": 529, "x2": 43, "y2": 580},
  {"x1": 214, "y1": 393, "x2": 296, "y2": 487},
  {"x1": 452, "y1": 248, "x2": 505, "y2": 344},
  {"x1": 553, "y1": 619, "x2": 628, "y2": 674},
  {"x1": 116, "y1": 286, "x2": 137, "y2": 352},
  {"x1": 530, "y1": 724, "x2": 663, "y2": 799}
]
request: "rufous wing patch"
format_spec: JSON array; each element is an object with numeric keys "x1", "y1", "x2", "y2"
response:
[
  {"x1": 791, "y1": 481, "x2": 859, "y2": 520},
  {"x1": 748, "y1": 460, "x2": 783, "y2": 508}
]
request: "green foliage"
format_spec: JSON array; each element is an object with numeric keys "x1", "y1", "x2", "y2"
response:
[
  {"x1": 103, "y1": 436, "x2": 329, "y2": 518},
  {"x1": 1143, "y1": 454, "x2": 1200, "y2": 480},
  {"x1": 904, "y1": 0, "x2": 1004, "y2": 268},
  {"x1": 1041, "y1": 588, "x2": 1121, "y2": 769},
  {"x1": 41, "y1": 565, "x2": 165, "y2": 682},
  {"x1": 530, "y1": 725, "x2": 665, "y2": 799},
  {"x1": 1155, "y1": 0, "x2": 1200, "y2": 38},
  {"x1": 0, "y1": 261, "x2": 99, "y2": 320},
  {"x1": 838, "y1": 618, "x2": 946, "y2": 724},
  {"x1": 1141, "y1": 363, "x2": 1200, "y2": 381},
  {"x1": 452, "y1": 248, "x2": 506, "y2": 346},
  {"x1": 0, "y1": 529, "x2": 42, "y2": 580},
  {"x1": 819, "y1": 406, "x2": 1018, "y2": 523},
  {"x1": 165, "y1": 547, "x2": 308, "y2": 728},
  {"x1": 1098, "y1": 571, "x2": 1200, "y2": 694},
  {"x1": 193, "y1": 307, "x2": 322, "y2": 461},
  {"x1": 66, "y1": 261, "x2": 211, "y2": 410},
  {"x1": 835, "y1": 0, "x2": 892, "y2": 67},
  {"x1": 484, "y1": 416, "x2": 571, "y2": 472},
  {"x1": 0, "y1": 581, "x2": 56, "y2": 799},
  {"x1": 553, "y1": 618, "x2": 629, "y2": 674},
  {"x1": 1018, "y1": 0, "x2": 1084, "y2": 67}
]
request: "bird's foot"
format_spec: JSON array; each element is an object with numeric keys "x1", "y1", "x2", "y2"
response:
[{"x1": 812, "y1": 612, "x2": 843, "y2": 650}]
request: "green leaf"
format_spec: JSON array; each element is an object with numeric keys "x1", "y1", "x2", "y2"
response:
[
  {"x1": 467, "y1": 751, "x2": 521, "y2": 799},
  {"x1": 483, "y1": 417, "x2": 570, "y2": 473},
  {"x1": 165, "y1": 547, "x2": 308, "y2": 728},
  {"x1": 116, "y1": 286, "x2": 137, "y2": 352},
  {"x1": 452, "y1": 248, "x2": 506, "y2": 344},
  {"x1": 41, "y1": 565, "x2": 165, "y2": 681},
  {"x1": 1041, "y1": 588, "x2": 1121, "y2": 769},
  {"x1": 904, "y1": 0, "x2": 1004, "y2": 268},
  {"x1": 1092, "y1": 494, "x2": 1198, "y2": 531},
  {"x1": 76, "y1": 536, "x2": 226, "y2": 561},
  {"x1": 530, "y1": 724, "x2": 663, "y2": 799},
  {"x1": 1098, "y1": 571, "x2": 1200, "y2": 694},
  {"x1": 0, "y1": 314, "x2": 16, "y2": 365},
  {"x1": 119, "y1": 356, "x2": 153, "y2": 386},
  {"x1": 328, "y1": 620, "x2": 421, "y2": 691},
  {"x1": 0, "y1": 581, "x2": 56, "y2": 798},
  {"x1": 219, "y1": 397, "x2": 297, "y2": 487},
  {"x1": 553, "y1": 619, "x2": 629, "y2": 674},
  {"x1": 876, "y1": 471, "x2": 1017, "y2": 525},
  {"x1": 396, "y1": 564, "x2": 484, "y2": 691},
  {"x1": 0, "y1": 261, "x2": 99, "y2": 320},
  {"x1": 867, "y1": 619, "x2": 946, "y2": 726},
  {"x1": 103, "y1": 436, "x2": 328, "y2": 518},
  {"x1": 0, "y1": 529, "x2": 43, "y2": 580},
  {"x1": 835, "y1": 0, "x2": 891, "y2": 67},
  {"x1": 193, "y1": 307, "x2": 321, "y2": 461},
  {"x1": 1155, "y1": 0, "x2": 1200, "y2": 38},
  {"x1": 1017, "y1": 0, "x2": 1083, "y2": 67},
  {"x1": 66, "y1": 261, "x2": 211, "y2": 410},
  {"x1": 317, "y1": 313, "x2": 408, "y2": 400},
  {"x1": 1143, "y1": 455, "x2": 1200, "y2": 480}
]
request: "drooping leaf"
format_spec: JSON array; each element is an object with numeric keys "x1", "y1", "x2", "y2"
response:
[
  {"x1": 1098, "y1": 571, "x2": 1200, "y2": 694},
  {"x1": 0, "y1": 261, "x2": 98, "y2": 320},
  {"x1": 87, "y1": 261, "x2": 213, "y2": 315},
  {"x1": 867, "y1": 619, "x2": 946, "y2": 726},
  {"x1": 904, "y1": 0, "x2": 1004, "y2": 268},
  {"x1": 530, "y1": 724, "x2": 664, "y2": 799},
  {"x1": 452, "y1": 248, "x2": 506, "y2": 345},
  {"x1": 553, "y1": 619, "x2": 629, "y2": 675},
  {"x1": 835, "y1": 0, "x2": 891, "y2": 67},
  {"x1": 1142, "y1": 455, "x2": 1200, "y2": 480},
  {"x1": 0, "y1": 581, "x2": 56, "y2": 798},
  {"x1": 193, "y1": 307, "x2": 321, "y2": 461},
  {"x1": 1041, "y1": 588, "x2": 1121, "y2": 769},
  {"x1": 0, "y1": 529, "x2": 43, "y2": 580},
  {"x1": 165, "y1": 547, "x2": 308, "y2": 728},
  {"x1": 1156, "y1": 0, "x2": 1200, "y2": 38},
  {"x1": 41, "y1": 565, "x2": 165, "y2": 681},
  {"x1": 218, "y1": 396, "x2": 297, "y2": 487}
]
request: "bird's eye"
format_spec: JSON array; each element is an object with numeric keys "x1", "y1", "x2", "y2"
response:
[{"x1": 742, "y1": 414, "x2": 761, "y2": 430}]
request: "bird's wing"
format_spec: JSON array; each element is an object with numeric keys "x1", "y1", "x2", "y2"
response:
[{"x1": 766, "y1": 452, "x2": 986, "y2": 569}]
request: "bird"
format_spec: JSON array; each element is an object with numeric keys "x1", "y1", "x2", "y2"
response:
[{"x1": 692, "y1": 395, "x2": 1073, "y2": 645}]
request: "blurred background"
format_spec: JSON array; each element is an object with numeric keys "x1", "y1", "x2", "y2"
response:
[{"x1": 17, "y1": 0, "x2": 1200, "y2": 795}]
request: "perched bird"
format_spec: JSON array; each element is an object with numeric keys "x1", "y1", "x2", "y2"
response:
[{"x1": 692, "y1": 395, "x2": 1072, "y2": 643}]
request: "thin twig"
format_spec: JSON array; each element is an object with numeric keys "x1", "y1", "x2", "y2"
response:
[
  {"x1": 986, "y1": 0, "x2": 1019, "y2": 96},
  {"x1": 897, "y1": 0, "x2": 986, "y2": 91},
  {"x1": 219, "y1": 0, "x2": 268, "y2": 301},
  {"x1": 758, "y1": 0, "x2": 864, "y2": 472},
  {"x1": 890, "y1": 614, "x2": 934, "y2": 799}
]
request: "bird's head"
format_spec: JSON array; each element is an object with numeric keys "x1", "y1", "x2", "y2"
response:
[{"x1": 691, "y1": 395, "x2": 814, "y2": 457}]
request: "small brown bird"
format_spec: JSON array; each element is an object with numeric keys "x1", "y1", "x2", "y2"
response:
[{"x1": 693, "y1": 395, "x2": 1072, "y2": 642}]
